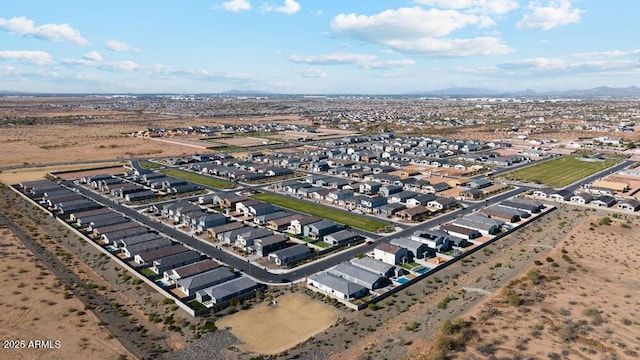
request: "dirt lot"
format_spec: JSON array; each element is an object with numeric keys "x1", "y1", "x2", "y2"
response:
[
  {"x1": 0, "y1": 162, "x2": 124, "y2": 185},
  {"x1": 0, "y1": 226, "x2": 135, "y2": 360},
  {"x1": 415, "y1": 212, "x2": 640, "y2": 359},
  {"x1": 217, "y1": 293, "x2": 337, "y2": 355}
]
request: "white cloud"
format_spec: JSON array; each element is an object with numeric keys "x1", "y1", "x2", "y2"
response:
[
  {"x1": 275, "y1": 0, "x2": 301, "y2": 15},
  {"x1": 289, "y1": 52, "x2": 417, "y2": 70},
  {"x1": 497, "y1": 55, "x2": 640, "y2": 74},
  {"x1": 0, "y1": 50, "x2": 53, "y2": 66},
  {"x1": 221, "y1": 0, "x2": 252, "y2": 12},
  {"x1": 295, "y1": 68, "x2": 326, "y2": 78},
  {"x1": 517, "y1": 0, "x2": 583, "y2": 30},
  {"x1": 102, "y1": 60, "x2": 142, "y2": 71},
  {"x1": 289, "y1": 53, "x2": 377, "y2": 65},
  {"x1": 0, "y1": 16, "x2": 88, "y2": 45},
  {"x1": 414, "y1": 0, "x2": 518, "y2": 15},
  {"x1": 331, "y1": 7, "x2": 481, "y2": 41},
  {"x1": 330, "y1": 7, "x2": 512, "y2": 57},
  {"x1": 576, "y1": 49, "x2": 640, "y2": 58},
  {"x1": 365, "y1": 59, "x2": 416, "y2": 69},
  {"x1": 83, "y1": 51, "x2": 102, "y2": 62},
  {"x1": 386, "y1": 36, "x2": 511, "y2": 57},
  {"x1": 106, "y1": 39, "x2": 131, "y2": 51}
]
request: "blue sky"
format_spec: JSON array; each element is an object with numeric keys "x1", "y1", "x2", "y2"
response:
[{"x1": 1, "y1": 0, "x2": 638, "y2": 94}]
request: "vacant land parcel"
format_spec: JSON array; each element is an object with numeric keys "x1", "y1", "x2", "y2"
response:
[
  {"x1": 498, "y1": 156, "x2": 619, "y2": 187},
  {"x1": 217, "y1": 294, "x2": 337, "y2": 355}
]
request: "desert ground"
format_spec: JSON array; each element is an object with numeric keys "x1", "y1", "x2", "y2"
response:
[
  {"x1": 0, "y1": 226, "x2": 135, "y2": 360},
  {"x1": 217, "y1": 293, "x2": 337, "y2": 355},
  {"x1": 0, "y1": 162, "x2": 125, "y2": 185},
  {"x1": 414, "y1": 212, "x2": 640, "y2": 360}
]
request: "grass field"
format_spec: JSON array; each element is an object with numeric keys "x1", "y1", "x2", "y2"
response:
[
  {"x1": 497, "y1": 156, "x2": 620, "y2": 187},
  {"x1": 250, "y1": 192, "x2": 390, "y2": 233},
  {"x1": 161, "y1": 169, "x2": 236, "y2": 189},
  {"x1": 217, "y1": 294, "x2": 337, "y2": 355}
]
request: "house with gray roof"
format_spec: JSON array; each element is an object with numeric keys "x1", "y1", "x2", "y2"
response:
[
  {"x1": 329, "y1": 262, "x2": 388, "y2": 290},
  {"x1": 307, "y1": 272, "x2": 368, "y2": 300},
  {"x1": 177, "y1": 267, "x2": 237, "y2": 297},
  {"x1": 254, "y1": 234, "x2": 288, "y2": 257},
  {"x1": 207, "y1": 222, "x2": 245, "y2": 239},
  {"x1": 268, "y1": 244, "x2": 311, "y2": 266},
  {"x1": 122, "y1": 237, "x2": 172, "y2": 258},
  {"x1": 454, "y1": 213, "x2": 503, "y2": 235},
  {"x1": 134, "y1": 244, "x2": 190, "y2": 266},
  {"x1": 195, "y1": 276, "x2": 260, "y2": 304},
  {"x1": 101, "y1": 226, "x2": 150, "y2": 244},
  {"x1": 192, "y1": 213, "x2": 227, "y2": 232},
  {"x1": 163, "y1": 259, "x2": 220, "y2": 285},
  {"x1": 591, "y1": 195, "x2": 617, "y2": 207},
  {"x1": 390, "y1": 237, "x2": 430, "y2": 259},
  {"x1": 439, "y1": 223, "x2": 481, "y2": 240},
  {"x1": 151, "y1": 250, "x2": 201, "y2": 275},
  {"x1": 235, "y1": 227, "x2": 273, "y2": 251},
  {"x1": 116, "y1": 232, "x2": 162, "y2": 248},
  {"x1": 351, "y1": 256, "x2": 397, "y2": 278},
  {"x1": 323, "y1": 229, "x2": 362, "y2": 246},
  {"x1": 303, "y1": 219, "x2": 342, "y2": 240},
  {"x1": 373, "y1": 242, "x2": 409, "y2": 265},
  {"x1": 253, "y1": 211, "x2": 290, "y2": 225}
]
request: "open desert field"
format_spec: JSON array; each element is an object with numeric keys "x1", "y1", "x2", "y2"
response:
[
  {"x1": 216, "y1": 293, "x2": 337, "y2": 355},
  {"x1": 0, "y1": 162, "x2": 124, "y2": 185},
  {"x1": 416, "y1": 213, "x2": 640, "y2": 359},
  {"x1": 0, "y1": 227, "x2": 135, "y2": 360}
]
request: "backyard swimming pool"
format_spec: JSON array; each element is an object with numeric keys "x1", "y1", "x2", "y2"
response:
[{"x1": 396, "y1": 277, "x2": 410, "y2": 284}]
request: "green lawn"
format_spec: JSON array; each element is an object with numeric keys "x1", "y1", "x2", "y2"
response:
[
  {"x1": 249, "y1": 192, "x2": 390, "y2": 233},
  {"x1": 188, "y1": 300, "x2": 207, "y2": 311},
  {"x1": 161, "y1": 169, "x2": 236, "y2": 189},
  {"x1": 139, "y1": 161, "x2": 160, "y2": 169},
  {"x1": 140, "y1": 268, "x2": 157, "y2": 277},
  {"x1": 314, "y1": 241, "x2": 331, "y2": 248},
  {"x1": 497, "y1": 156, "x2": 620, "y2": 188}
]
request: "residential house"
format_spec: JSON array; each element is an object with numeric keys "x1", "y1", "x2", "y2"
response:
[
  {"x1": 390, "y1": 237, "x2": 430, "y2": 259},
  {"x1": 323, "y1": 230, "x2": 361, "y2": 246},
  {"x1": 151, "y1": 250, "x2": 201, "y2": 275},
  {"x1": 453, "y1": 213, "x2": 504, "y2": 235},
  {"x1": 268, "y1": 244, "x2": 311, "y2": 266},
  {"x1": 307, "y1": 272, "x2": 368, "y2": 300},
  {"x1": 193, "y1": 213, "x2": 227, "y2": 232},
  {"x1": 177, "y1": 267, "x2": 237, "y2": 297},
  {"x1": 329, "y1": 262, "x2": 388, "y2": 290},
  {"x1": 235, "y1": 228, "x2": 273, "y2": 251},
  {"x1": 206, "y1": 222, "x2": 245, "y2": 239},
  {"x1": 396, "y1": 206, "x2": 431, "y2": 221},
  {"x1": 406, "y1": 194, "x2": 436, "y2": 208},
  {"x1": 570, "y1": 193, "x2": 593, "y2": 204},
  {"x1": 303, "y1": 219, "x2": 342, "y2": 240},
  {"x1": 266, "y1": 214, "x2": 302, "y2": 232},
  {"x1": 481, "y1": 205, "x2": 524, "y2": 223},
  {"x1": 373, "y1": 242, "x2": 411, "y2": 265},
  {"x1": 427, "y1": 197, "x2": 457, "y2": 211},
  {"x1": 195, "y1": 276, "x2": 260, "y2": 304},
  {"x1": 439, "y1": 223, "x2": 482, "y2": 240},
  {"x1": 121, "y1": 237, "x2": 172, "y2": 258},
  {"x1": 617, "y1": 199, "x2": 640, "y2": 212},
  {"x1": 287, "y1": 216, "x2": 322, "y2": 235},
  {"x1": 590, "y1": 195, "x2": 617, "y2": 208},
  {"x1": 254, "y1": 234, "x2": 288, "y2": 257},
  {"x1": 351, "y1": 256, "x2": 397, "y2": 278},
  {"x1": 134, "y1": 244, "x2": 190, "y2": 266},
  {"x1": 163, "y1": 259, "x2": 220, "y2": 285}
]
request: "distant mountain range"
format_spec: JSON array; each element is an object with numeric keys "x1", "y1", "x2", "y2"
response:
[
  {"x1": 1, "y1": 86, "x2": 640, "y2": 98},
  {"x1": 406, "y1": 86, "x2": 640, "y2": 98}
]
